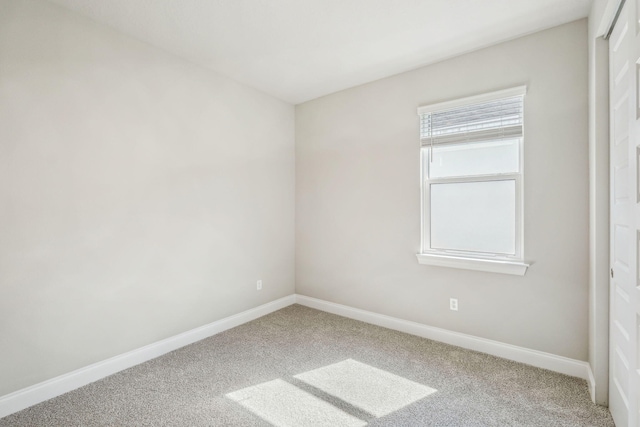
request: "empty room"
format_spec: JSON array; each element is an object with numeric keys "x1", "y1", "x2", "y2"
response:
[{"x1": 0, "y1": 0, "x2": 636, "y2": 425}]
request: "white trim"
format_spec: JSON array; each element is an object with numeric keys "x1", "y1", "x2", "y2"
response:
[
  {"x1": 417, "y1": 85, "x2": 527, "y2": 115},
  {"x1": 295, "y1": 295, "x2": 589, "y2": 380},
  {"x1": 587, "y1": 364, "x2": 597, "y2": 403},
  {"x1": 0, "y1": 295, "x2": 296, "y2": 419},
  {"x1": 416, "y1": 253, "x2": 529, "y2": 276}
]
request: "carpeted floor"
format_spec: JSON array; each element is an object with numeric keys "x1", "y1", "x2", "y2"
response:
[{"x1": 0, "y1": 304, "x2": 614, "y2": 426}]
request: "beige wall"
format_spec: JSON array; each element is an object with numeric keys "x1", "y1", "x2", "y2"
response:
[
  {"x1": 0, "y1": 0, "x2": 295, "y2": 396},
  {"x1": 296, "y1": 20, "x2": 589, "y2": 360}
]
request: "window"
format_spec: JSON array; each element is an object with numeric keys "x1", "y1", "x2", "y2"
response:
[{"x1": 416, "y1": 86, "x2": 529, "y2": 275}]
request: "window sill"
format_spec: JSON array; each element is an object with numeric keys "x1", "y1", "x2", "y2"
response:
[{"x1": 416, "y1": 253, "x2": 529, "y2": 276}]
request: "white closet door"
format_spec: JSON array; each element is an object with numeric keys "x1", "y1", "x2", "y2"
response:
[{"x1": 609, "y1": 1, "x2": 639, "y2": 426}]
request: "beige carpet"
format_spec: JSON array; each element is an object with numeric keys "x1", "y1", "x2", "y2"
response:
[{"x1": 0, "y1": 305, "x2": 614, "y2": 426}]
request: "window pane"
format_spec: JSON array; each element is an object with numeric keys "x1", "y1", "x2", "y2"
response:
[
  {"x1": 428, "y1": 138, "x2": 519, "y2": 179},
  {"x1": 430, "y1": 180, "x2": 516, "y2": 255}
]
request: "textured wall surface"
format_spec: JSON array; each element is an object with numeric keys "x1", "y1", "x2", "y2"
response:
[
  {"x1": 0, "y1": 0, "x2": 295, "y2": 397},
  {"x1": 296, "y1": 20, "x2": 589, "y2": 360}
]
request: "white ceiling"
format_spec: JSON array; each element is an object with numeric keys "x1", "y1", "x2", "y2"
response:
[{"x1": 47, "y1": 0, "x2": 592, "y2": 104}]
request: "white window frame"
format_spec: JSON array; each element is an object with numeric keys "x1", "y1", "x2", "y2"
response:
[{"x1": 416, "y1": 86, "x2": 529, "y2": 276}]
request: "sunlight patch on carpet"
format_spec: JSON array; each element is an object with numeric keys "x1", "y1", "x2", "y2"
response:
[
  {"x1": 294, "y1": 359, "x2": 437, "y2": 417},
  {"x1": 226, "y1": 379, "x2": 366, "y2": 427}
]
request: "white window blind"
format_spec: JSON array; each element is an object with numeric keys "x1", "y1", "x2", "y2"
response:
[{"x1": 419, "y1": 87, "x2": 525, "y2": 146}]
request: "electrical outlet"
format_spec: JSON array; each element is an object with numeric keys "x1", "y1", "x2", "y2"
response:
[
  {"x1": 257, "y1": 280, "x2": 262, "y2": 291},
  {"x1": 450, "y1": 298, "x2": 458, "y2": 311}
]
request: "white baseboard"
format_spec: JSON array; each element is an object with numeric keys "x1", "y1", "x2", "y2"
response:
[
  {"x1": 0, "y1": 295, "x2": 296, "y2": 419},
  {"x1": 295, "y1": 294, "x2": 591, "y2": 380}
]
